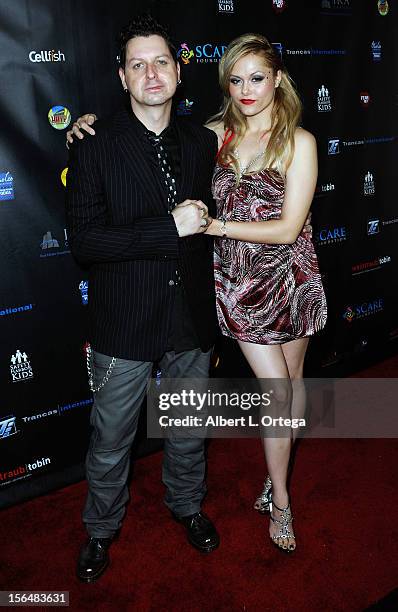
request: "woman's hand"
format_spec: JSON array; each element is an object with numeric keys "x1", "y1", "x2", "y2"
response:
[{"x1": 66, "y1": 113, "x2": 98, "y2": 147}]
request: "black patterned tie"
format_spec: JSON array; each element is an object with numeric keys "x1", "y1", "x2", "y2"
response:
[
  {"x1": 145, "y1": 132, "x2": 178, "y2": 214},
  {"x1": 146, "y1": 131, "x2": 181, "y2": 286}
]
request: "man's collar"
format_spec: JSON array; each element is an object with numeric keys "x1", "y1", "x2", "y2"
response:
[{"x1": 126, "y1": 105, "x2": 176, "y2": 138}]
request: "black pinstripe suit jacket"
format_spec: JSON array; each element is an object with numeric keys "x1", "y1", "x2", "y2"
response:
[{"x1": 65, "y1": 107, "x2": 218, "y2": 360}]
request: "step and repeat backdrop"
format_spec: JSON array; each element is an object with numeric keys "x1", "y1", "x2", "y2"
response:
[{"x1": 1, "y1": 0, "x2": 397, "y2": 507}]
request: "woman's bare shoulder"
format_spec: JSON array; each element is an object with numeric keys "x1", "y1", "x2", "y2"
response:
[{"x1": 294, "y1": 126, "x2": 316, "y2": 148}]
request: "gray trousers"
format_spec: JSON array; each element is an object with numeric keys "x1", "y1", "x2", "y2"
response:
[{"x1": 83, "y1": 347, "x2": 211, "y2": 538}]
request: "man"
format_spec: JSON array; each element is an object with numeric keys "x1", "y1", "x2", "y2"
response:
[{"x1": 66, "y1": 15, "x2": 219, "y2": 583}]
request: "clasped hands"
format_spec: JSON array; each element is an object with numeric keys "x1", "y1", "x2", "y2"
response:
[{"x1": 171, "y1": 200, "x2": 213, "y2": 238}]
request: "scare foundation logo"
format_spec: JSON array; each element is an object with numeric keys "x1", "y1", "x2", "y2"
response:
[
  {"x1": 315, "y1": 226, "x2": 347, "y2": 245},
  {"x1": 177, "y1": 42, "x2": 226, "y2": 64},
  {"x1": 343, "y1": 299, "x2": 384, "y2": 322},
  {"x1": 10, "y1": 350, "x2": 34, "y2": 383}
]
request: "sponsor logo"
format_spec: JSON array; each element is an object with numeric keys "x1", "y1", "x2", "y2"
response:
[
  {"x1": 21, "y1": 398, "x2": 93, "y2": 423},
  {"x1": 367, "y1": 219, "x2": 380, "y2": 235},
  {"x1": 40, "y1": 229, "x2": 70, "y2": 257},
  {"x1": 317, "y1": 85, "x2": 332, "y2": 112},
  {"x1": 61, "y1": 167, "x2": 68, "y2": 187},
  {"x1": 315, "y1": 182, "x2": 335, "y2": 197},
  {"x1": 0, "y1": 303, "x2": 34, "y2": 317},
  {"x1": 48, "y1": 105, "x2": 71, "y2": 130},
  {"x1": 352, "y1": 255, "x2": 391, "y2": 275},
  {"x1": 41, "y1": 231, "x2": 59, "y2": 249},
  {"x1": 315, "y1": 226, "x2": 347, "y2": 245},
  {"x1": 371, "y1": 41, "x2": 382, "y2": 61},
  {"x1": 177, "y1": 99, "x2": 194, "y2": 116},
  {"x1": 0, "y1": 416, "x2": 18, "y2": 439},
  {"x1": 0, "y1": 172, "x2": 14, "y2": 201},
  {"x1": 364, "y1": 136, "x2": 394, "y2": 144},
  {"x1": 378, "y1": 0, "x2": 389, "y2": 16},
  {"x1": 177, "y1": 43, "x2": 227, "y2": 64},
  {"x1": 10, "y1": 350, "x2": 34, "y2": 383},
  {"x1": 218, "y1": 0, "x2": 235, "y2": 12},
  {"x1": 360, "y1": 91, "x2": 371, "y2": 107},
  {"x1": 364, "y1": 171, "x2": 375, "y2": 195},
  {"x1": 79, "y1": 280, "x2": 89, "y2": 305},
  {"x1": 321, "y1": 0, "x2": 351, "y2": 14},
  {"x1": 343, "y1": 298, "x2": 384, "y2": 322},
  {"x1": 272, "y1": 42, "x2": 283, "y2": 57},
  {"x1": 0, "y1": 457, "x2": 52, "y2": 486},
  {"x1": 328, "y1": 135, "x2": 395, "y2": 154},
  {"x1": 283, "y1": 47, "x2": 346, "y2": 56},
  {"x1": 29, "y1": 49, "x2": 65, "y2": 62},
  {"x1": 382, "y1": 217, "x2": 398, "y2": 226},
  {"x1": 328, "y1": 138, "x2": 340, "y2": 155},
  {"x1": 272, "y1": 0, "x2": 287, "y2": 13}
]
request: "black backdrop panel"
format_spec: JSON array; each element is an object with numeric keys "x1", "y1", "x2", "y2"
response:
[{"x1": 1, "y1": 0, "x2": 397, "y2": 508}]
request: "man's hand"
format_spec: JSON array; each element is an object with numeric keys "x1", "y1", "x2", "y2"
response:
[
  {"x1": 66, "y1": 113, "x2": 98, "y2": 146},
  {"x1": 171, "y1": 200, "x2": 210, "y2": 237}
]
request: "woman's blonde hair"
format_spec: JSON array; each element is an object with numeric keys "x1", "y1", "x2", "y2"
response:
[{"x1": 208, "y1": 33, "x2": 302, "y2": 177}]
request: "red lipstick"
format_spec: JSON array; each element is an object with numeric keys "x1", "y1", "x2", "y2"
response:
[{"x1": 240, "y1": 99, "x2": 256, "y2": 105}]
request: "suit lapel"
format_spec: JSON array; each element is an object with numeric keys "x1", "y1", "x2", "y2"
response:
[{"x1": 111, "y1": 109, "x2": 168, "y2": 214}]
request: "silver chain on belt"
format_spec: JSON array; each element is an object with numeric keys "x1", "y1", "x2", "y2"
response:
[{"x1": 86, "y1": 344, "x2": 116, "y2": 393}]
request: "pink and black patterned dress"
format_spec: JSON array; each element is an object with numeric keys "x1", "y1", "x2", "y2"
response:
[{"x1": 212, "y1": 165, "x2": 327, "y2": 344}]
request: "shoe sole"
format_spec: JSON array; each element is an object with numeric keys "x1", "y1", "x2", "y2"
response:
[
  {"x1": 187, "y1": 536, "x2": 220, "y2": 554},
  {"x1": 76, "y1": 560, "x2": 110, "y2": 583}
]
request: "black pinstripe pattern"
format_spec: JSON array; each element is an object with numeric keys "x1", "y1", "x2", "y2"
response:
[{"x1": 65, "y1": 108, "x2": 218, "y2": 360}]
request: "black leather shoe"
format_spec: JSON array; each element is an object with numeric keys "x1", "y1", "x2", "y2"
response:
[
  {"x1": 173, "y1": 511, "x2": 220, "y2": 553},
  {"x1": 76, "y1": 537, "x2": 112, "y2": 583}
]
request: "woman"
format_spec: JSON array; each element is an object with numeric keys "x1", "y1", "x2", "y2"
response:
[{"x1": 205, "y1": 33, "x2": 327, "y2": 552}]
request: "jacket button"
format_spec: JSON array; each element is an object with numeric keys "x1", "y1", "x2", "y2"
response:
[{"x1": 168, "y1": 280, "x2": 175, "y2": 286}]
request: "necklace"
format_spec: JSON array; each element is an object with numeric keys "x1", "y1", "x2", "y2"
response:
[
  {"x1": 234, "y1": 146, "x2": 266, "y2": 179},
  {"x1": 233, "y1": 128, "x2": 272, "y2": 179}
]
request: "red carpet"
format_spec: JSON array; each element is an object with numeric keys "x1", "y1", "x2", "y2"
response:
[{"x1": 1, "y1": 358, "x2": 398, "y2": 611}]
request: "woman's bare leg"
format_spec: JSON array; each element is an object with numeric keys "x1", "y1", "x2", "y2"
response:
[
  {"x1": 237, "y1": 340, "x2": 295, "y2": 550},
  {"x1": 281, "y1": 338, "x2": 309, "y2": 442}
]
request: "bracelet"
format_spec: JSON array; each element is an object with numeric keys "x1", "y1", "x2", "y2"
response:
[{"x1": 220, "y1": 216, "x2": 228, "y2": 237}]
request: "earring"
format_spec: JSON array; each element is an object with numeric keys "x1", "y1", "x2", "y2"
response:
[
  {"x1": 124, "y1": 88, "x2": 128, "y2": 92},
  {"x1": 177, "y1": 79, "x2": 182, "y2": 85}
]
